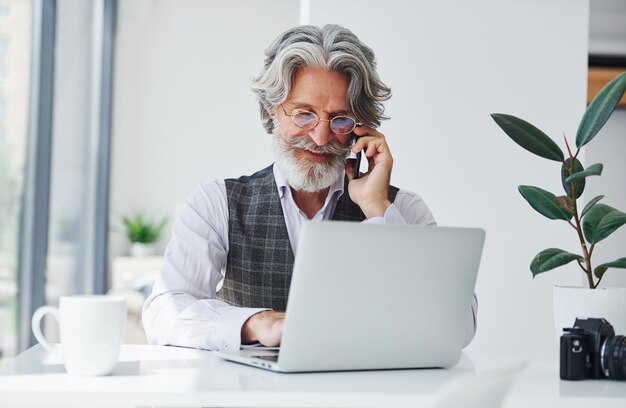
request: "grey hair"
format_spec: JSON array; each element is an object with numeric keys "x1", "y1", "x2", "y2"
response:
[{"x1": 251, "y1": 24, "x2": 392, "y2": 134}]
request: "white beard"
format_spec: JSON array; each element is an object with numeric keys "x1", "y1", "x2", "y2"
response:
[{"x1": 272, "y1": 130, "x2": 348, "y2": 193}]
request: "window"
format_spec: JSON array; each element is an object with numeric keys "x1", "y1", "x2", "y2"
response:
[
  {"x1": 0, "y1": 5, "x2": 12, "y2": 24},
  {"x1": 0, "y1": 37, "x2": 10, "y2": 56},
  {"x1": 0, "y1": 0, "x2": 31, "y2": 362},
  {"x1": 15, "y1": 0, "x2": 114, "y2": 353}
]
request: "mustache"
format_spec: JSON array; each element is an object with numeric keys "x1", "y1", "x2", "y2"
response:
[{"x1": 284, "y1": 135, "x2": 352, "y2": 157}]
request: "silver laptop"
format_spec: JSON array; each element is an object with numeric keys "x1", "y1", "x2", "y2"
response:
[{"x1": 215, "y1": 222, "x2": 485, "y2": 373}]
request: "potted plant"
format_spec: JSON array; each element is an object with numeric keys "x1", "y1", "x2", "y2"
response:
[
  {"x1": 123, "y1": 215, "x2": 168, "y2": 257},
  {"x1": 490, "y1": 72, "x2": 626, "y2": 337}
]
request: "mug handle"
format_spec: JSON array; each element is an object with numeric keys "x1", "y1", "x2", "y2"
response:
[{"x1": 31, "y1": 306, "x2": 62, "y2": 354}]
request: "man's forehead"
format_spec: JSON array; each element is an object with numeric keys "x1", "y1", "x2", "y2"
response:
[
  {"x1": 286, "y1": 101, "x2": 350, "y2": 115},
  {"x1": 287, "y1": 67, "x2": 350, "y2": 113}
]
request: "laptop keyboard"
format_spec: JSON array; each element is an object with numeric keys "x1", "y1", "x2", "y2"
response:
[{"x1": 253, "y1": 355, "x2": 279, "y2": 362}]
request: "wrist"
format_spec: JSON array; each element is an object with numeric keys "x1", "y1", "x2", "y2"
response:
[{"x1": 361, "y1": 199, "x2": 392, "y2": 219}]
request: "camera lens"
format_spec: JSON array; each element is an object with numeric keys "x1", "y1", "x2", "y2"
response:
[{"x1": 602, "y1": 335, "x2": 626, "y2": 380}]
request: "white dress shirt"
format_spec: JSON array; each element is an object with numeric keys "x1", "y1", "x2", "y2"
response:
[{"x1": 143, "y1": 166, "x2": 478, "y2": 351}]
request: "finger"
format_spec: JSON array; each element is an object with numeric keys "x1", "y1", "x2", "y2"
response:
[
  {"x1": 352, "y1": 135, "x2": 383, "y2": 154},
  {"x1": 363, "y1": 138, "x2": 389, "y2": 158},
  {"x1": 351, "y1": 127, "x2": 384, "y2": 149}
]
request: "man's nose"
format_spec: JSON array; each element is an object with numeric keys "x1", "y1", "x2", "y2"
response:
[{"x1": 309, "y1": 119, "x2": 334, "y2": 146}]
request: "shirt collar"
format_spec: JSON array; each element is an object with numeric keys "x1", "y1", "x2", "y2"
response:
[{"x1": 273, "y1": 163, "x2": 345, "y2": 201}]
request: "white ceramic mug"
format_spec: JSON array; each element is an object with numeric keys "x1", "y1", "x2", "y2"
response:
[{"x1": 31, "y1": 295, "x2": 126, "y2": 376}]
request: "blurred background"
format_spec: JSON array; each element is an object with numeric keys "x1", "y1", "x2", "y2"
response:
[{"x1": 0, "y1": 0, "x2": 625, "y2": 362}]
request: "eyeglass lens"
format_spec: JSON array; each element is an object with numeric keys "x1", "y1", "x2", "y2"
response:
[{"x1": 292, "y1": 111, "x2": 357, "y2": 134}]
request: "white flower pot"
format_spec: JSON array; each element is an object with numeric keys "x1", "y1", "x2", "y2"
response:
[
  {"x1": 129, "y1": 243, "x2": 156, "y2": 258},
  {"x1": 554, "y1": 286, "x2": 626, "y2": 340}
]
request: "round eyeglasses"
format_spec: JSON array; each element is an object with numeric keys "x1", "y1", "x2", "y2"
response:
[{"x1": 280, "y1": 105, "x2": 362, "y2": 135}]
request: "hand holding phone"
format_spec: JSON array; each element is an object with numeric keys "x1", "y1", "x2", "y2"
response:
[
  {"x1": 345, "y1": 127, "x2": 394, "y2": 219},
  {"x1": 350, "y1": 134, "x2": 362, "y2": 179}
]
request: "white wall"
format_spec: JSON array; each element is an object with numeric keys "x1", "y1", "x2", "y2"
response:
[
  {"x1": 110, "y1": 0, "x2": 299, "y2": 259},
  {"x1": 308, "y1": 0, "x2": 589, "y2": 353},
  {"x1": 111, "y1": 0, "x2": 600, "y2": 353}
]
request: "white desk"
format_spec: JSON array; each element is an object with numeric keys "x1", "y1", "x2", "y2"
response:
[{"x1": 1, "y1": 345, "x2": 625, "y2": 407}]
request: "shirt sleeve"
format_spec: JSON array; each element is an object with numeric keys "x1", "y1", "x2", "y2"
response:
[
  {"x1": 142, "y1": 181, "x2": 267, "y2": 351},
  {"x1": 362, "y1": 188, "x2": 478, "y2": 347},
  {"x1": 362, "y1": 189, "x2": 437, "y2": 226}
]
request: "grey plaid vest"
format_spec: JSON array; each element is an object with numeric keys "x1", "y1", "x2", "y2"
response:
[{"x1": 218, "y1": 164, "x2": 399, "y2": 311}]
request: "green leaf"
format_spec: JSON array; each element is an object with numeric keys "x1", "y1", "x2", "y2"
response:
[
  {"x1": 530, "y1": 248, "x2": 583, "y2": 277},
  {"x1": 583, "y1": 204, "x2": 626, "y2": 244},
  {"x1": 561, "y1": 158, "x2": 585, "y2": 199},
  {"x1": 581, "y1": 195, "x2": 605, "y2": 218},
  {"x1": 576, "y1": 72, "x2": 626, "y2": 148},
  {"x1": 583, "y1": 204, "x2": 613, "y2": 242},
  {"x1": 565, "y1": 163, "x2": 604, "y2": 183},
  {"x1": 595, "y1": 211, "x2": 626, "y2": 243},
  {"x1": 491, "y1": 114, "x2": 564, "y2": 162},
  {"x1": 518, "y1": 185, "x2": 573, "y2": 220},
  {"x1": 595, "y1": 257, "x2": 626, "y2": 279}
]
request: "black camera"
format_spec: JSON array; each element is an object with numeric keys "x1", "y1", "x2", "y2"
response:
[{"x1": 560, "y1": 317, "x2": 626, "y2": 381}]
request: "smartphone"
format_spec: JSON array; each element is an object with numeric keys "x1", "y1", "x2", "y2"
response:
[{"x1": 350, "y1": 134, "x2": 362, "y2": 179}]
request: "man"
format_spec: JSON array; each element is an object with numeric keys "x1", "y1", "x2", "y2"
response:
[{"x1": 142, "y1": 24, "x2": 477, "y2": 351}]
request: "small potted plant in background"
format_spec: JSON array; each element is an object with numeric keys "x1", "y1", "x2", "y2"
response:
[
  {"x1": 123, "y1": 215, "x2": 168, "y2": 257},
  {"x1": 490, "y1": 72, "x2": 626, "y2": 337}
]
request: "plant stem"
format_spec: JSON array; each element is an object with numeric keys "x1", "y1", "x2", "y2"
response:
[
  {"x1": 572, "y1": 198, "x2": 596, "y2": 289},
  {"x1": 572, "y1": 209, "x2": 594, "y2": 288},
  {"x1": 576, "y1": 232, "x2": 594, "y2": 288},
  {"x1": 567, "y1": 143, "x2": 594, "y2": 288}
]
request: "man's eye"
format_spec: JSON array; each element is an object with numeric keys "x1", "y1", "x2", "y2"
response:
[
  {"x1": 294, "y1": 112, "x2": 317, "y2": 121},
  {"x1": 294, "y1": 110, "x2": 315, "y2": 117}
]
